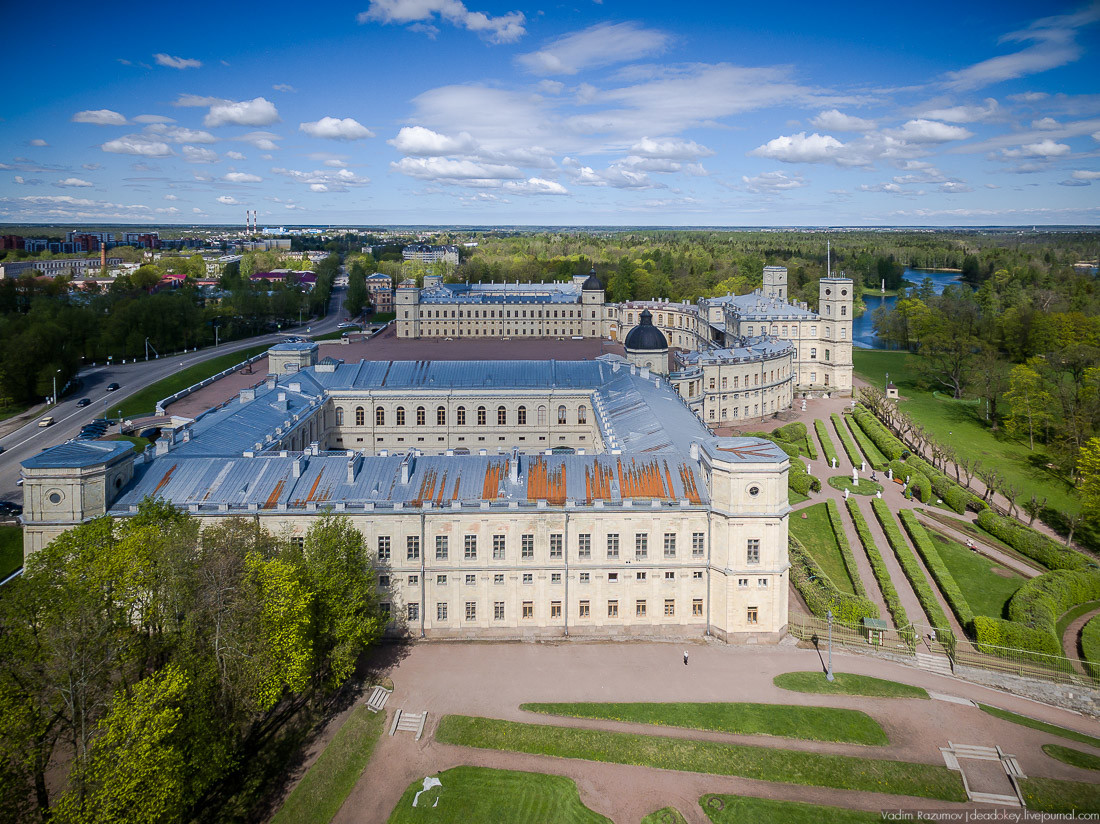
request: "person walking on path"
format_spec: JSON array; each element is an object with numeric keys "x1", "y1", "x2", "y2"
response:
[{"x1": 683, "y1": 651, "x2": 689, "y2": 666}]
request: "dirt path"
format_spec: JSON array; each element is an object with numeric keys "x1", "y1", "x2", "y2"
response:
[
  {"x1": 1062, "y1": 606, "x2": 1100, "y2": 674},
  {"x1": 914, "y1": 511, "x2": 1042, "y2": 580}
]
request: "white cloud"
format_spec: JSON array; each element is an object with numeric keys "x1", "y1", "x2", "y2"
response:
[
  {"x1": 73, "y1": 109, "x2": 128, "y2": 126},
  {"x1": 917, "y1": 98, "x2": 1000, "y2": 123},
  {"x1": 501, "y1": 177, "x2": 567, "y2": 195},
  {"x1": 1001, "y1": 138, "x2": 1072, "y2": 158},
  {"x1": 358, "y1": 0, "x2": 526, "y2": 44},
  {"x1": 182, "y1": 145, "x2": 219, "y2": 163},
  {"x1": 538, "y1": 80, "x2": 564, "y2": 95},
  {"x1": 741, "y1": 171, "x2": 808, "y2": 193},
  {"x1": 1032, "y1": 117, "x2": 1061, "y2": 129},
  {"x1": 164, "y1": 194, "x2": 179, "y2": 200},
  {"x1": 154, "y1": 53, "x2": 202, "y2": 69},
  {"x1": 561, "y1": 157, "x2": 660, "y2": 189},
  {"x1": 517, "y1": 22, "x2": 669, "y2": 75},
  {"x1": 216, "y1": 195, "x2": 240, "y2": 205},
  {"x1": 273, "y1": 83, "x2": 296, "y2": 92},
  {"x1": 887, "y1": 119, "x2": 973, "y2": 143},
  {"x1": 101, "y1": 135, "x2": 174, "y2": 157},
  {"x1": 224, "y1": 172, "x2": 262, "y2": 182},
  {"x1": 310, "y1": 183, "x2": 328, "y2": 192},
  {"x1": 270, "y1": 166, "x2": 370, "y2": 191},
  {"x1": 132, "y1": 114, "x2": 175, "y2": 124},
  {"x1": 235, "y1": 131, "x2": 282, "y2": 151},
  {"x1": 389, "y1": 126, "x2": 478, "y2": 155},
  {"x1": 53, "y1": 177, "x2": 93, "y2": 187},
  {"x1": 225, "y1": 150, "x2": 247, "y2": 160},
  {"x1": 173, "y1": 94, "x2": 225, "y2": 107},
  {"x1": 938, "y1": 181, "x2": 973, "y2": 193},
  {"x1": 146, "y1": 124, "x2": 218, "y2": 143},
  {"x1": 299, "y1": 116, "x2": 375, "y2": 140},
  {"x1": 629, "y1": 136, "x2": 714, "y2": 160},
  {"x1": 82, "y1": 163, "x2": 102, "y2": 170},
  {"x1": 810, "y1": 110, "x2": 876, "y2": 132},
  {"x1": 29, "y1": 139, "x2": 49, "y2": 147},
  {"x1": 1072, "y1": 169, "x2": 1100, "y2": 180},
  {"x1": 859, "y1": 182, "x2": 904, "y2": 193},
  {"x1": 204, "y1": 97, "x2": 280, "y2": 127},
  {"x1": 391, "y1": 156, "x2": 522, "y2": 180},
  {"x1": 944, "y1": 5, "x2": 1100, "y2": 90},
  {"x1": 750, "y1": 132, "x2": 853, "y2": 165}
]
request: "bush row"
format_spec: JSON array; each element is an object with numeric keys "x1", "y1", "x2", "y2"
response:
[
  {"x1": 851, "y1": 406, "x2": 906, "y2": 461},
  {"x1": 788, "y1": 537, "x2": 879, "y2": 624},
  {"x1": 846, "y1": 498, "x2": 909, "y2": 628},
  {"x1": 774, "y1": 421, "x2": 817, "y2": 460},
  {"x1": 825, "y1": 499, "x2": 867, "y2": 598},
  {"x1": 814, "y1": 419, "x2": 840, "y2": 467},
  {"x1": 831, "y1": 413, "x2": 863, "y2": 468},
  {"x1": 898, "y1": 511, "x2": 976, "y2": 631},
  {"x1": 971, "y1": 615, "x2": 1064, "y2": 656},
  {"x1": 789, "y1": 456, "x2": 822, "y2": 496},
  {"x1": 871, "y1": 499, "x2": 954, "y2": 638},
  {"x1": 888, "y1": 459, "x2": 933, "y2": 504},
  {"x1": 844, "y1": 414, "x2": 889, "y2": 470},
  {"x1": 1038, "y1": 506, "x2": 1100, "y2": 555},
  {"x1": 975, "y1": 510, "x2": 1091, "y2": 572}
]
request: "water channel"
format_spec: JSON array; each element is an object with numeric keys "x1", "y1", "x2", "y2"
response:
[{"x1": 853, "y1": 268, "x2": 966, "y2": 350}]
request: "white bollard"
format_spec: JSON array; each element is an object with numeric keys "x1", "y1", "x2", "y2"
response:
[
  {"x1": 843, "y1": 488, "x2": 849, "y2": 500},
  {"x1": 876, "y1": 490, "x2": 882, "y2": 499},
  {"x1": 861, "y1": 460, "x2": 866, "y2": 472},
  {"x1": 831, "y1": 458, "x2": 837, "y2": 469}
]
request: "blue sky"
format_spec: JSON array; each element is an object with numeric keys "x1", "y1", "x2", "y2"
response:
[{"x1": 2, "y1": 0, "x2": 1099, "y2": 226}]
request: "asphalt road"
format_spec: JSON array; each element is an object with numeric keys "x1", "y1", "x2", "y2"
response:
[{"x1": 0, "y1": 284, "x2": 346, "y2": 504}]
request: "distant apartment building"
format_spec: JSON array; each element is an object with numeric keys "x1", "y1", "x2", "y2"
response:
[
  {"x1": 402, "y1": 243, "x2": 459, "y2": 266},
  {"x1": 0, "y1": 258, "x2": 123, "y2": 280},
  {"x1": 23, "y1": 238, "x2": 49, "y2": 253},
  {"x1": 366, "y1": 272, "x2": 394, "y2": 313},
  {"x1": 250, "y1": 269, "x2": 317, "y2": 287},
  {"x1": 1, "y1": 235, "x2": 25, "y2": 250},
  {"x1": 123, "y1": 232, "x2": 160, "y2": 249},
  {"x1": 66, "y1": 231, "x2": 113, "y2": 251}
]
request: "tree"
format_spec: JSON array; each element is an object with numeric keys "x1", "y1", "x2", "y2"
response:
[
  {"x1": 343, "y1": 266, "x2": 368, "y2": 318},
  {"x1": 1080, "y1": 437, "x2": 1100, "y2": 524},
  {"x1": 1005, "y1": 361, "x2": 1053, "y2": 450}
]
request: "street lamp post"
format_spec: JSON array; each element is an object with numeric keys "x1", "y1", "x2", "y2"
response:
[
  {"x1": 52, "y1": 369, "x2": 60, "y2": 406},
  {"x1": 826, "y1": 608, "x2": 835, "y2": 682}
]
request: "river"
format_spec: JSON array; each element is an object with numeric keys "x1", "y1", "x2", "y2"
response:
[{"x1": 853, "y1": 268, "x2": 966, "y2": 350}]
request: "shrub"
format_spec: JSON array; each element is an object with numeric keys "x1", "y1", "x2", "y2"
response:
[
  {"x1": 775, "y1": 421, "x2": 816, "y2": 459},
  {"x1": 899, "y1": 511, "x2": 975, "y2": 632},
  {"x1": 888, "y1": 460, "x2": 933, "y2": 504},
  {"x1": 852, "y1": 407, "x2": 904, "y2": 461},
  {"x1": 972, "y1": 616, "x2": 1062, "y2": 656},
  {"x1": 831, "y1": 413, "x2": 862, "y2": 467},
  {"x1": 788, "y1": 537, "x2": 879, "y2": 624},
  {"x1": 814, "y1": 420, "x2": 839, "y2": 468},
  {"x1": 825, "y1": 499, "x2": 867, "y2": 598},
  {"x1": 844, "y1": 415, "x2": 888, "y2": 470},
  {"x1": 975, "y1": 511, "x2": 1091, "y2": 572},
  {"x1": 846, "y1": 499, "x2": 909, "y2": 628},
  {"x1": 905, "y1": 453, "x2": 985, "y2": 513},
  {"x1": 788, "y1": 456, "x2": 821, "y2": 495},
  {"x1": 871, "y1": 499, "x2": 954, "y2": 638}
]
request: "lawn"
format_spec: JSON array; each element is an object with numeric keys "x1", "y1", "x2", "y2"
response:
[
  {"x1": 789, "y1": 489, "x2": 810, "y2": 505},
  {"x1": 1042, "y1": 744, "x2": 1100, "y2": 771},
  {"x1": 436, "y1": 716, "x2": 966, "y2": 801},
  {"x1": 912, "y1": 509, "x2": 1045, "y2": 573},
  {"x1": 641, "y1": 807, "x2": 687, "y2": 824},
  {"x1": 386, "y1": 766, "x2": 611, "y2": 824},
  {"x1": 773, "y1": 671, "x2": 929, "y2": 699},
  {"x1": 925, "y1": 527, "x2": 1024, "y2": 619},
  {"x1": 845, "y1": 415, "x2": 888, "y2": 467},
  {"x1": 701, "y1": 794, "x2": 900, "y2": 824},
  {"x1": 852, "y1": 350, "x2": 1079, "y2": 514},
  {"x1": 790, "y1": 502, "x2": 856, "y2": 594},
  {"x1": 116, "y1": 345, "x2": 269, "y2": 418},
  {"x1": 978, "y1": 704, "x2": 1100, "y2": 748},
  {"x1": 105, "y1": 434, "x2": 151, "y2": 453},
  {"x1": 271, "y1": 703, "x2": 387, "y2": 824},
  {"x1": 0, "y1": 524, "x2": 23, "y2": 579},
  {"x1": 827, "y1": 476, "x2": 883, "y2": 496},
  {"x1": 1020, "y1": 777, "x2": 1100, "y2": 814},
  {"x1": 520, "y1": 701, "x2": 888, "y2": 745},
  {"x1": 1056, "y1": 600, "x2": 1100, "y2": 642}
]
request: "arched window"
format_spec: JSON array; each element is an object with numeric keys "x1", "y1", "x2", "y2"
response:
[
  {"x1": 517, "y1": 406, "x2": 527, "y2": 425},
  {"x1": 396, "y1": 407, "x2": 405, "y2": 426},
  {"x1": 477, "y1": 406, "x2": 486, "y2": 426},
  {"x1": 437, "y1": 406, "x2": 446, "y2": 425},
  {"x1": 557, "y1": 405, "x2": 567, "y2": 425},
  {"x1": 497, "y1": 406, "x2": 506, "y2": 425},
  {"x1": 416, "y1": 407, "x2": 425, "y2": 426},
  {"x1": 355, "y1": 406, "x2": 365, "y2": 426},
  {"x1": 538, "y1": 405, "x2": 547, "y2": 426},
  {"x1": 375, "y1": 406, "x2": 385, "y2": 426},
  {"x1": 336, "y1": 407, "x2": 344, "y2": 425},
  {"x1": 578, "y1": 405, "x2": 587, "y2": 424},
  {"x1": 457, "y1": 406, "x2": 466, "y2": 425},
  {"x1": 810, "y1": 347, "x2": 817, "y2": 359}
]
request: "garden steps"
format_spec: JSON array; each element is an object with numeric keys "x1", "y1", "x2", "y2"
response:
[
  {"x1": 391, "y1": 709, "x2": 427, "y2": 740},
  {"x1": 915, "y1": 651, "x2": 954, "y2": 677}
]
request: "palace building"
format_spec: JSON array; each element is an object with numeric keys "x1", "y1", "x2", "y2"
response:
[{"x1": 21, "y1": 350, "x2": 791, "y2": 643}]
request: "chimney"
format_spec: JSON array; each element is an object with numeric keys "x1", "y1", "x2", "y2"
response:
[
  {"x1": 292, "y1": 454, "x2": 307, "y2": 478},
  {"x1": 100, "y1": 245, "x2": 106, "y2": 269},
  {"x1": 399, "y1": 452, "x2": 413, "y2": 484},
  {"x1": 510, "y1": 448, "x2": 520, "y2": 484},
  {"x1": 346, "y1": 452, "x2": 362, "y2": 483}
]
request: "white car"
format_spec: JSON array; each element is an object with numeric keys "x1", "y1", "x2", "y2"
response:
[{"x1": 38, "y1": 416, "x2": 54, "y2": 427}]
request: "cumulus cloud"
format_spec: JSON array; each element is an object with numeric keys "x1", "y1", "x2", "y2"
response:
[
  {"x1": 358, "y1": 0, "x2": 526, "y2": 44},
  {"x1": 859, "y1": 182, "x2": 905, "y2": 193},
  {"x1": 741, "y1": 171, "x2": 808, "y2": 193},
  {"x1": 132, "y1": 114, "x2": 175, "y2": 124},
  {"x1": 389, "y1": 126, "x2": 478, "y2": 155},
  {"x1": 223, "y1": 171, "x2": 262, "y2": 182},
  {"x1": 154, "y1": 53, "x2": 202, "y2": 69},
  {"x1": 164, "y1": 194, "x2": 179, "y2": 200},
  {"x1": 216, "y1": 195, "x2": 240, "y2": 205},
  {"x1": 225, "y1": 150, "x2": 246, "y2": 160},
  {"x1": 501, "y1": 177, "x2": 567, "y2": 195},
  {"x1": 101, "y1": 134, "x2": 174, "y2": 157},
  {"x1": 938, "y1": 181, "x2": 973, "y2": 193},
  {"x1": 299, "y1": 116, "x2": 375, "y2": 140},
  {"x1": 53, "y1": 177, "x2": 93, "y2": 187},
  {"x1": 1072, "y1": 169, "x2": 1100, "y2": 180},
  {"x1": 886, "y1": 119, "x2": 973, "y2": 143},
  {"x1": 235, "y1": 131, "x2": 282, "y2": 151},
  {"x1": 146, "y1": 124, "x2": 217, "y2": 143},
  {"x1": 73, "y1": 108, "x2": 128, "y2": 126},
  {"x1": 271, "y1": 166, "x2": 370, "y2": 191},
  {"x1": 182, "y1": 145, "x2": 219, "y2": 163},
  {"x1": 1001, "y1": 138, "x2": 1072, "y2": 157},
  {"x1": 516, "y1": 22, "x2": 669, "y2": 75},
  {"x1": 391, "y1": 156, "x2": 522, "y2": 180},
  {"x1": 1031, "y1": 117, "x2": 1062, "y2": 129},
  {"x1": 561, "y1": 157, "x2": 661, "y2": 190},
  {"x1": 810, "y1": 110, "x2": 876, "y2": 131},
  {"x1": 750, "y1": 132, "x2": 853, "y2": 165},
  {"x1": 273, "y1": 83, "x2": 296, "y2": 92},
  {"x1": 203, "y1": 97, "x2": 280, "y2": 127},
  {"x1": 29, "y1": 139, "x2": 49, "y2": 147},
  {"x1": 629, "y1": 136, "x2": 714, "y2": 160}
]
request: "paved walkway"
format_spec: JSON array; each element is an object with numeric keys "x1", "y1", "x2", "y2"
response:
[
  {"x1": 330, "y1": 642, "x2": 1100, "y2": 824},
  {"x1": 1062, "y1": 607, "x2": 1100, "y2": 674}
]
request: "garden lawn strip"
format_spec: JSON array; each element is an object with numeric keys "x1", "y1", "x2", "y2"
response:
[
  {"x1": 1042, "y1": 744, "x2": 1100, "y2": 771},
  {"x1": 831, "y1": 413, "x2": 862, "y2": 468},
  {"x1": 977, "y1": 704, "x2": 1100, "y2": 748},
  {"x1": 641, "y1": 808, "x2": 688, "y2": 824},
  {"x1": 844, "y1": 414, "x2": 888, "y2": 469},
  {"x1": 520, "y1": 701, "x2": 888, "y2": 746},
  {"x1": 871, "y1": 500, "x2": 952, "y2": 634},
  {"x1": 700, "y1": 793, "x2": 925, "y2": 824},
  {"x1": 790, "y1": 502, "x2": 856, "y2": 595},
  {"x1": 826, "y1": 500, "x2": 868, "y2": 598},
  {"x1": 1056, "y1": 600, "x2": 1100, "y2": 643},
  {"x1": 1081, "y1": 615, "x2": 1100, "y2": 678},
  {"x1": 898, "y1": 511, "x2": 975, "y2": 631},
  {"x1": 773, "y1": 671, "x2": 928, "y2": 699},
  {"x1": 1019, "y1": 777, "x2": 1100, "y2": 814},
  {"x1": 814, "y1": 419, "x2": 839, "y2": 468},
  {"x1": 846, "y1": 499, "x2": 909, "y2": 628},
  {"x1": 914, "y1": 509, "x2": 1045, "y2": 572},
  {"x1": 386, "y1": 766, "x2": 612, "y2": 824},
  {"x1": 0, "y1": 524, "x2": 22, "y2": 580},
  {"x1": 923, "y1": 526, "x2": 1025, "y2": 620},
  {"x1": 436, "y1": 716, "x2": 966, "y2": 801}
]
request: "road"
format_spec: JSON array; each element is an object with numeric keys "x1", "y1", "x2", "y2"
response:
[{"x1": 0, "y1": 284, "x2": 345, "y2": 505}]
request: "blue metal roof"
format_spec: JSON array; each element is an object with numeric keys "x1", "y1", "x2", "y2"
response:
[{"x1": 23, "y1": 439, "x2": 135, "y2": 469}]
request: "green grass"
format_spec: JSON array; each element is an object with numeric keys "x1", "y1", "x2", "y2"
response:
[
  {"x1": 700, "y1": 794, "x2": 905, "y2": 824},
  {"x1": 978, "y1": 704, "x2": 1100, "y2": 748},
  {"x1": 790, "y1": 502, "x2": 856, "y2": 595},
  {"x1": 0, "y1": 402, "x2": 33, "y2": 423},
  {"x1": 831, "y1": 413, "x2": 863, "y2": 467},
  {"x1": 271, "y1": 703, "x2": 387, "y2": 824},
  {"x1": 827, "y1": 477, "x2": 883, "y2": 496},
  {"x1": 310, "y1": 330, "x2": 347, "y2": 341},
  {"x1": 774, "y1": 671, "x2": 929, "y2": 699},
  {"x1": 520, "y1": 701, "x2": 888, "y2": 745},
  {"x1": 912, "y1": 509, "x2": 1045, "y2": 572},
  {"x1": 789, "y1": 489, "x2": 810, "y2": 505},
  {"x1": 641, "y1": 807, "x2": 688, "y2": 824},
  {"x1": 845, "y1": 415, "x2": 889, "y2": 468},
  {"x1": 436, "y1": 716, "x2": 965, "y2": 801},
  {"x1": 1056, "y1": 600, "x2": 1100, "y2": 642},
  {"x1": 105, "y1": 434, "x2": 151, "y2": 453},
  {"x1": 0, "y1": 525, "x2": 23, "y2": 579},
  {"x1": 1043, "y1": 744, "x2": 1100, "y2": 771},
  {"x1": 1020, "y1": 776, "x2": 1100, "y2": 814},
  {"x1": 853, "y1": 350, "x2": 1080, "y2": 515},
  {"x1": 386, "y1": 766, "x2": 611, "y2": 824},
  {"x1": 814, "y1": 419, "x2": 840, "y2": 468},
  {"x1": 1083, "y1": 615, "x2": 1100, "y2": 675},
  {"x1": 926, "y1": 528, "x2": 1024, "y2": 619},
  {"x1": 117, "y1": 345, "x2": 269, "y2": 418}
]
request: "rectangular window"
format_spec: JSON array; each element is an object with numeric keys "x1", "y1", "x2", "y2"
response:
[
  {"x1": 493, "y1": 534, "x2": 506, "y2": 560},
  {"x1": 465, "y1": 601, "x2": 476, "y2": 621},
  {"x1": 377, "y1": 535, "x2": 391, "y2": 561},
  {"x1": 747, "y1": 539, "x2": 760, "y2": 564},
  {"x1": 607, "y1": 600, "x2": 619, "y2": 618},
  {"x1": 664, "y1": 599, "x2": 675, "y2": 616},
  {"x1": 435, "y1": 535, "x2": 448, "y2": 560},
  {"x1": 521, "y1": 534, "x2": 534, "y2": 559},
  {"x1": 758, "y1": 578, "x2": 769, "y2": 588},
  {"x1": 635, "y1": 533, "x2": 648, "y2": 560},
  {"x1": 407, "y1": 575, "x2": 419, "y2": 586},
  {"x1": 579, "y1": 572, "x2": 590, "y2": 583},
  {"x1": 379, "y1": 574, "x2": 391, "y2": 588},
  {"x1": 693, "y1": 570, "x2": 703, "y2": 580},
  {"x1": 464, "y1": 535, "x2": 477, "y2": 560},
  {"x1": 692, "y1": 532, "x2": 705, "y2": 557},
  {"x1": 578, "y1": 533, "x2": 591, "y2": 559},
  {"x1": 522, "y1": 573, "x2": 533, "y2": 585},
  {"x1": 493, "y1": 573, "x2": 504, "y2": 585},
  {"x1": 381, "y1": 602, "x2": 391, "y2": 617},
  {"x1": 551, "y1": 601, "x2": 562, "y2": 619},
  {"x1": 436, "y1": 574, "x2": 447, "y2": 586},
  {"x1": 636, "y1": 599, "x2": 647, "y2": 617},
  {"x1": 665, "y1": 571, "x2": 675, "y2": 580},
  {"x1": 579, "y1": 600, "x2": 590, "y2": 618},
  {"x1": 663, "y1": 533, "x2": 676, "y2": 558},
  {"x1": 738, "y1": 578, "x2": 749, "y2": 587},
  {"x1": 549, "y1": 533, "x2": 563, "y2": 559},
  {"x1": 466, "y1": 574, "x2": 476, "y2": 586},
  {"x1": 747, "y1": 606, "x2": 758, "y2": 625},
  {"x1": 522, "y1": 601, "x2": 533, "y2": 619},
  {"x1": 551, "y1": 572, "x2": 562, "y2": 584},
  {"x1": 407, "y1": 536, "x2": 420, "y2": 560},
  {"x1": 692, "y1": 598, "x2": 703, "y2": 616},
  {"x1": 436, "y1": 602, "x2": 448, "y2": 621},
  {"x1": 608, "y1": 572, "x2": 618, "y2": 583},
  {"x1": 636, "y1": 571, "x2": 647, "y2": 581},
  {"x1": 407, "y1": 603, "x2": 419, "y2": 621},
  {"x1": 606, "y1": 533, "x2": 620, "y2": 559},
  {"x1": 290, "y1": 536, "x2": 304, "y2": 550},
  {"x1": 494, "y1": 601, "x2": 504, "y2": 620}
]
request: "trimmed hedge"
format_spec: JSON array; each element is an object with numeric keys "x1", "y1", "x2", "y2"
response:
[
  {"x1": 845, "y1": 415, "x2": 888, "y2": 470},
  {"x1": 831, "y1": 413, "x2": 862, "y2": 467},
  {"x1": 814, "y1": 419, "x2": 840, "y2": 468},
  {"x1": 899, "y1": 511, "x2": 975, "y2": 632},
  {"x1": 774, "y1": 421, "x2": 817, "y2": 460},
  {"x1": 826, "y1": 499, "x2": 867, "y2": 598},
  {"x1": 846, "y1": 499, "x2": 909, "y2": 628},
  {"x1": 789, "y1": 537, "x2": 879, "y2": 624},
  {"x1": 888, "y1": 460, "x2": 933, "y2": 504},
  {"x1": 973, "y1": 570, "x2": 1100, "y2": 656},
  {"x1": 789, "y1": 456, "x2": 822, "y2": 496},
  {"x1": 975, "y1": 510, "x2": 1091, "y2": 572},
  {"x1": 871, "y1": 499, "x2": 954, "y2": 637},
  {"x1": 852, "y1": 407, "x2": 905, "y2": 461}
]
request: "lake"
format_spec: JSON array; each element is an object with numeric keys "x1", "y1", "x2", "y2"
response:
[{"x1": 853, "y1": 268, "x2": 966, "y2": 350}]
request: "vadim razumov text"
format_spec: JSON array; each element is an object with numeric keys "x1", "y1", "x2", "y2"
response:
[{"x1": 882, "y1": 811, "x2": 1100, "y2": 823}]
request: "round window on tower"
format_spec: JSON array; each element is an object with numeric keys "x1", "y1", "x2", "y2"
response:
[
  {"x1": 47, "y1": 490, "x2": 64, "y2": 505},
  {"x1": 841, "y1": 289, "x2": 848, "y2": 296},
  {"x1": 825, "y1": 289, "x2": 831, "y2": 296},
  {"x1": 748, "y1": 485, "x2": 760, "y2": 497}
]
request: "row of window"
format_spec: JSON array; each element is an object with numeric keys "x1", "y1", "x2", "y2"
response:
[
  {"x1": 378, "y1": 532, "x2": 712, "y2": 561},
  {"x1": 382, "y1": 569, "x2": 707, "y2": 588},
  {"x1": 708, "y1": 370, "x2": 789, "y2": 391},
  {"x1": 337, "y1": 404, "x2": 588, "y2": 427},
  {"x1": 421, "y1": 308, "x2": 583, "y2": 319},
  {"x1": 390, "y1": 598, "x2": 723, "y2": 622},
  {"x1": 744, "y1": 323, "x2": 848, "y2": 338}
]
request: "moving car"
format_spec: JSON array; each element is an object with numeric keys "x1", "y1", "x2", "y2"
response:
[
  {"x1": 76, "y1": 398, "x2": 91, "y2": 407},
  {"x1": 38, "y1": 417, "x2": 53, "y2": 427},
  {"x1": 106, "y1": 382, "x2": 120, "y2": 392}
]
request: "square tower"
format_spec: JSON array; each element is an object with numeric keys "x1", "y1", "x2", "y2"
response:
[
  {"x1": 395, "y1": 279, "x2": 420, "y2": 338},
  {"x1": 762, "y1": 266, "x2": 787, "y2": 301},
  {"x1": 818, "y1": 278, "x2": 854, "y2": 395}
]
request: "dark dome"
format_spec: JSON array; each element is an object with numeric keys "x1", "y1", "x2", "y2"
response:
[
  {"x1": 624, "y1": 309, "x2": 668, "y2": 351},
  {"x1": 582, "y1": 266, "x2": 603, "y2": 291}
]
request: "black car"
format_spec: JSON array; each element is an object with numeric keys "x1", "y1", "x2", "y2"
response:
[
  {"x1": 106, "y1": 382, "x2": 120, "y2": 392},
  {"x1": 0, "y1": 502, "x2": 22, "y2": 518},
  {"x1": 76, "y1": 398, "x2": 91, "y2": 407}
]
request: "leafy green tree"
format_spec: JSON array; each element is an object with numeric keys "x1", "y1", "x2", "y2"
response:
[
  {"x1": 1079, "y1": 437, "x2": 1100, "y2": 522},
  {"x1": 1005, "y1": 361, "x2": 1054, "y2": 450}
]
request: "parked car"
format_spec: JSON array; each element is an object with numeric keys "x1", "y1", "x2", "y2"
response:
[
  {"x1": 38, "y1": 417, "x2": 53, "y2": 427},
  {"x1": 106, "y1": 382, "x2": 120, "y2": 392},
  {"x1": 76, "y1": 398, "x2": 91, "y2": 407},
  {"x1": 0, "y1": 445, "x2": 4, "y2": 455},
  {"x1": 0, "y1": 501, "x2": 22, "y2": 518}
]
